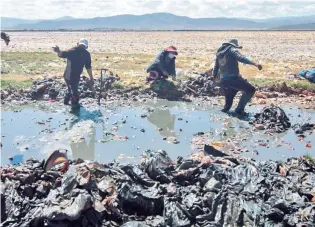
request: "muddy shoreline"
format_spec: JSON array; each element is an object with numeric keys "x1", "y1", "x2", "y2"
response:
[
  {"x1": 2, "y1": 75, "x2": 315, "y2": 226},
  {"x1": 1, "y1": 74, "x2": 315, "y2": 108}
]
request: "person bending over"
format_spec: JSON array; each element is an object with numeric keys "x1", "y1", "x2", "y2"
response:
[{"x1": 146, "y1": 46, "x2": 178, "y2": 83}]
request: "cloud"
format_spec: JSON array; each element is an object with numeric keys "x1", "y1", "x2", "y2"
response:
[{"x1": 1, "y1": 0, "x2": 315, "y2": 19}]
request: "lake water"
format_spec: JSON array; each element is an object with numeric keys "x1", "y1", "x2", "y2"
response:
[{"x1": 1, "y1": 99, "x2": 314, "y2": 166}]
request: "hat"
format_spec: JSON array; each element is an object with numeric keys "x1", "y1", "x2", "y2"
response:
[
  {"x1": 223, "y1": 39, "x2": 242, "y2": 49},
  {"x1": 78, "y1": 38, "x2": 88, "y2": 48},
  {"x1": 165, "y1": 46, "x2": 178, "y2": 55}
]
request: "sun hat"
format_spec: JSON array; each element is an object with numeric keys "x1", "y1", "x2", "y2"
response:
[
  {"x1": 222, "y1": 39, "x2": 242, "y2": 49},
  {"x1": 78, "y1": 38, "x2": 88, "y2": 48},
  {"x1": 165, "y1": 46, "x2": 178, "y2": 55}
]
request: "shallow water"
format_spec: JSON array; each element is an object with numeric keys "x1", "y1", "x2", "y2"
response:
[{"x1": 1, "y1": 99, "x2": 314, "y2": 165}]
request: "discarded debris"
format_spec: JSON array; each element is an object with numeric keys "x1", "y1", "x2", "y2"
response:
[
  {"x1": 250, "y1": 106, "x2": 291, "y2": 133},
  {"x1": 181, "y1": 72, "x2": 222, "y2": 96},
  {"x1": 1, "y1": 73, "x2": 120, "y2": 103},
  {"x1": 293, "y1": 123, "x2": 315, "y2": 137},
  {"x1": 2, "y1": 150, "x2": 315, "y2": 226}
]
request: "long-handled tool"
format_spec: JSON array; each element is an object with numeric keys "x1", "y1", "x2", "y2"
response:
[{"x1": 98, "y1": 68, "x2": 108, "y2": 105}]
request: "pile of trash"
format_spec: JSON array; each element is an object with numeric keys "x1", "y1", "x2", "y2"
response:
[
  {"x1": 181, "y1": 72, "x2": 222, "y2": 97},
  {"x1": 293, "y1": 123, "x2": 315, "y2": 138},
  {"x1": 1, "y1": 73, "x2": 121, "y2": 103},
  {"x1": 250, "y1": 106, "x2": 291, "y2": 133},
  {"x1": 148, "y1": 80, "x2": 185, "y2": 100},
  {"x1": 2, "y1": 149, "x2": 315, "y2": 226},
  {"x1": 30, "y1": 78, "x2": 62, "y2": 100}
]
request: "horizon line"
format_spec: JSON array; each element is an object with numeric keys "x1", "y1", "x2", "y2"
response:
[{"x1": 2, "y1": 12, "x2": 315, "y2": 21}]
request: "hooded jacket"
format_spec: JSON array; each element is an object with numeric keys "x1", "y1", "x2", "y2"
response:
[
  {"x1": 213, "y1": 44, "x2": 254, "y2": 80},
  {"x1": 147, "y1": 50, "x2": 176, "y2": 76}
]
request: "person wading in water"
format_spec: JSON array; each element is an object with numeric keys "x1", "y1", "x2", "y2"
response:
[
  {"x1": 212, "y1": 39, "x2": 262, "y2": 116},
  {"x1": 53, "y1": 38, "x2": 94, "y2": 108}
]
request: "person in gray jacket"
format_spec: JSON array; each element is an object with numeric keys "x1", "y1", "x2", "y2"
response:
[
  {"x1": 212, "y1": 39, "x2": 262, "y2": 115},
  {"x1": 146, "y1": 46, "x2": 178, "y2": 83}
]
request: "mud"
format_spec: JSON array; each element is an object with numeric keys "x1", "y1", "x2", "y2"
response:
[{"x1": 2, "y1": 73, "x2": 315, "y2": 106}]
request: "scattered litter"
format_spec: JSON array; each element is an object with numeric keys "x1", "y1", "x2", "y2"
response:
[
  {"x1": 2, "y1": 150, "x2": 315, "y2": 226},
  {"x1": 293, "y1": 123, "x2": 314, "y2": 137},
  {"x1": 250, "y1": 106, "x2": 291, "y2": 133}
]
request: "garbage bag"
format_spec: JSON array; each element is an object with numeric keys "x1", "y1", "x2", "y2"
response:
[
  {"x1": 141, "y1": 150, "x2": 172, "y2": 183},
  {"x1": 250, "y1": 106, "x2": 291, "y2": 133}
]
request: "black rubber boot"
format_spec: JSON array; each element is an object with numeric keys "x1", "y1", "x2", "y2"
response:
[
  {"x1": 221, "y1": 107, "x2": 230, "y2": 113},
  {"x1": 71, "y1": 96, "x2": 80, "y2": 109},
  {"x1": 64, "y1": 94, "x2": 71, "y2": 105},
  {"x1": 234, "y1": 108, "x2": 249, "y2": 117}
]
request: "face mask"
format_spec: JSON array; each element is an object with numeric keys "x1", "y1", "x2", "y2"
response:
[{"x1": 168, "y1": 53, "x2": 176, "y2": 59}]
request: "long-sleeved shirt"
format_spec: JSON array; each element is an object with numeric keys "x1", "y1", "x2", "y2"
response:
[
  {"x1": 147, "y1": 50, "x2": 176, "y2": 76},
  {"x1": 59, "y1": 46, "x2": 92, "y2": 82},
  {"x1": 213, "y1": 44, "x2": 254, "y2": 81}
]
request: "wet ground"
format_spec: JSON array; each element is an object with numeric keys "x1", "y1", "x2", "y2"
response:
[{"x1": 1, "y1": 99, "x2": 314, "y2": 166}]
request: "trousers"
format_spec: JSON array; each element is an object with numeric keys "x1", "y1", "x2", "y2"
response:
[
  {"x1": 64, "y1": 79, "x2": 80, "y2": 105},
  {"x1": 220, "y1": 76, "x2": 256, "y2": 112}
]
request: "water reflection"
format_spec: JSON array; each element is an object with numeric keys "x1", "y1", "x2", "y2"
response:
[
  {"x1": 69, "y1": 107, "x2": 103, "y2": 128},
  {"x1": 68, "y1": 107, "x2": 103, "y2": 161},
  {"x1": 70, "y1": 126, "x2": 96, "y2": 161},
  {"x1": 1, "y1": 101, "x2": 315, "y2": 166},
  {"x1": 147, "y1": 108, "x2": 176, "y2": 137}
]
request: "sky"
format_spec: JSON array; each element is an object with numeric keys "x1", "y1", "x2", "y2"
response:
[{"x1": 1, "y1": 0, "x2": 315, "y2": 20}]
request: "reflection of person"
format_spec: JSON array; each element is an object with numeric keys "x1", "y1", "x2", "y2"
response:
[
  {"x1": 146, "y1": 46, "x2": 178, "y2": 83},
  {"x1": 147, "y1": 108, "x2": 176, "y2": 137},
  {"x1": 69, "y1": 107, "x2": 103, "y2": 128},
  {"x1": 212, "y1": 39, "x2": 262, "y2": 116},
  {"x1": 68, "y1": 107, "x2": 102, "y2": 160},
  {"x1": 52, "y1": 38, "x2": 94, "y2": 108},
  {"x1": 70, "y1": 126, "x2": 96, "y2": 161}
]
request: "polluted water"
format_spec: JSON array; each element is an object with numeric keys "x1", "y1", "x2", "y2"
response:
[
  {"x1": 1, "y1": 99, "x2": 315, "y2": 165},
  {"x1": 1, "y1": 99, "x2": 315, "y2": 226}
]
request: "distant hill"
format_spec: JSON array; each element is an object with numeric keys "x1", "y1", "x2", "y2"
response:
[
  {"x1": 1, "y1": 16, "x2": 75, "y2": 29},
  {"x1": 1, "y1": 13, "x2": 315, "y2": 30},
  {"x1": 272, "y1": 23, "x2": 315, "y2": 30},
  {"x1": 252, "y1": 15, "x2": 315, "y2": 26},
  {"x1": 1, "y1": 17, "x2": 40, "y2": 28}
]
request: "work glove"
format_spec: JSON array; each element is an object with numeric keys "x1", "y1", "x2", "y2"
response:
[{"x1": 256, "y1": 64, "x2": 263, "y2": 70}]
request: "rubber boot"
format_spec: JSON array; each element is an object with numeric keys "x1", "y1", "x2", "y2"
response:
[
  {"x1": 71, "y1": 96, "x2": 80, "y2": 109},
  {"x1": 64, "y1": 93, "x2": 71, "y2": 105}
]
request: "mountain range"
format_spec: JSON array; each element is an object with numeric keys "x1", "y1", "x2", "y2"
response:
[{"x1": 1, "y1": 13, "x2": 315, "y2": 30}]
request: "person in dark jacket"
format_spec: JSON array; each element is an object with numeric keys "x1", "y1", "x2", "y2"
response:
[
  {"x1": 212, "y1": 39, "x2": 262, "y2": 115},
  {"x1": 1, "y1": 32, "x2": 10, "y2": 46},
  {"x1": 53, "y1": 38, "x2": 94, "y2": 108},
  {"x1": 146, "y1": 46, "x2": 178, "y2": 83}
]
